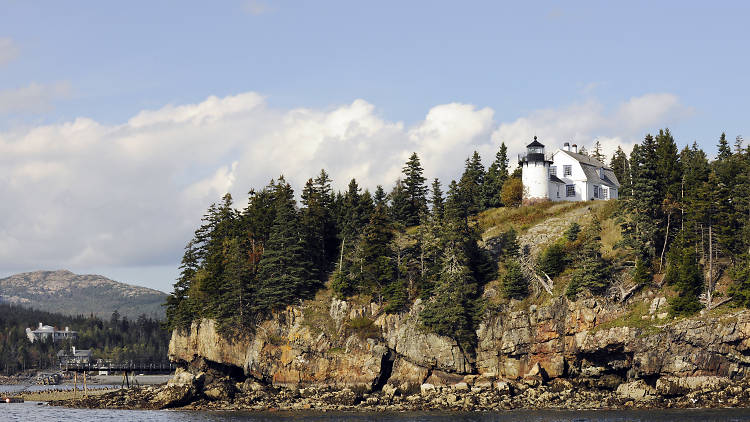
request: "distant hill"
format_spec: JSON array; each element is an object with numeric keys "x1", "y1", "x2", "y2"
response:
[{"x1": 0, "y1": 270, "x2": 167, "y2": 319}]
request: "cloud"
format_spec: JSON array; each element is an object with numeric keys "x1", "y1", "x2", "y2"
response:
[
  {"x1": 0, "y1": 38, "x2": 19, "y2": 67},
  {"x1": 242, "y1": 0, "x2": 270, "y2": 15},
  {"x1": 0, "y1": 91, "x2": 688, "y2": 284},
  {"x1": 492, "y1": 93, "x2": 690, "y2": 166},
  {"x1": 0, "y1": 81, "x2": 72, "y2": 114}
]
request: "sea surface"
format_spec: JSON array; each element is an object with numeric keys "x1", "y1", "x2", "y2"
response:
[
  {"x1": 1, "y1": 402, "x2": 749, "y2": 422},
  {"x1": 1, "y1": 385, "x2": 749, "y2": 422}
]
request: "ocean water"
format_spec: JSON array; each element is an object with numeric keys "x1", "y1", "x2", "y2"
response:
[{"x1": 1, "y1": 403, "x2": 749, "y2": 422}]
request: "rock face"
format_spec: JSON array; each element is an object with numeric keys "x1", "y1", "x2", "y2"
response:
[{"x1": 168, "y1": 292, "x2": 750, "y2": 401}]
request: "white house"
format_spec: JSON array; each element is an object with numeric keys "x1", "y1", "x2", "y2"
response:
[
  {"x1": 26, "y1": 322, "x2": 78, "y2": 343},
  {"x1": 519, "y1": 137, "x2": 620, "y2": 202}
]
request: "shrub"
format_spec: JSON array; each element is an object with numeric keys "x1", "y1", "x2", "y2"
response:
[
  {"x1": 500, "y1": 178, "x2": 524, "y2": 208},
  {"x1": 538, "y1": 242, "x2": 566, "y2": 278}
]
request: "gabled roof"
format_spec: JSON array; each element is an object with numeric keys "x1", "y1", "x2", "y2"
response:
[
  {"x1": 555, "y1": 149, "x2": 620, "y2": 188},
  {"x1": 558, "y1": 149, "x2": 611, "y2": 169}
]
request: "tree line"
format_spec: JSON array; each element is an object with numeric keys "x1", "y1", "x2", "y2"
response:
[
  {"x1": 0, "y1": 304, "x2": 169, "y2": 374},
  {"x1": 165, "y1": 144, "x2": 520, "y2": 351}
]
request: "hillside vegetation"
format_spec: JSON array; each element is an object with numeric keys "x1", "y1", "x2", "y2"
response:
[{"x1": 165, "y1": 130, "x2": 750, "y2": 353}]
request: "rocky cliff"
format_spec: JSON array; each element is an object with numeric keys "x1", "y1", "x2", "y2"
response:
[{"x1": 167, "y1": 289, "x2": 750, "y2": 404}]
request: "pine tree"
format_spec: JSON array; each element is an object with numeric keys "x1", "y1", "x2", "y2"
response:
[
  {"x1": 610, "y1": 146, "x2": 630, "y2": 193},
  {"x1": 430, "y1": 178, "x2": 444, "y2": 219},
  {"x1": 374, "y1": 185, "x2": 388, "y2": 208},
  {"x1": 401, "y1": 152, "x2": 429, "y2": 226},
  {"x1": 419, "y1": 224, "x2": 481, "y2": 353},
  {"x1": 717, "y1": 132, "x2": 732, "y2": 160},
  {"x1": 444, "y1": 180, "x2": 467, "y2": 222},
  {"x1": 566, "y1": 219, "x2": 610, "y2": 299},
  {"x1": 358, "y1": 204, "x2": 395, "y2": 299},
  {"x1": 388, "y1": 179, "x2": 411, "y2": 225},
  {"x1": 255, "y1": 180, "x2": 317, "y2": 312},
  {"x1": 458, "y1": 152, "x2": 485, "y2": 214},
  {"x1": 483, "y1": 142, "x2": 510, "y2": 208},
  {"x1": 538, "y1": 241, "x2": 566, "y2": 278},
  {"x1": 622, "y1": 134, "x2": 661, "y2": 257},
  {"x1": 578, "y1": 146, "x2": 589, "y2": 156},
  {"x1": 592, "y1": 140, "x2": 605, "y2": 163},
  {"x1": 666, "y1": 240, "x2": 703, "y2": 316},
  {"x1": 502, "y1": 259, "x2": 527, "y2": 299}
]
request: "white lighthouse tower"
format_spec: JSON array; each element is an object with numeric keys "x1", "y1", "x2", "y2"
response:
[{"x1": 519, "y1": 136, "x2": 552, "y2": 202}]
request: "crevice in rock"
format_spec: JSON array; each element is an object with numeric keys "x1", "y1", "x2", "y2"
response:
[{"x1": 371, "y1": 348, "x2": 395, "y2": 392}]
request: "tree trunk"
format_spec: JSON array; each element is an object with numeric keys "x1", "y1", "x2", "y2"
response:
[
  {"x1": 659, "y1": 211, "x2": 671, "y2": 273},
  {"x1": 707, "y1": 224, "x2": 714, "y2": 310}
]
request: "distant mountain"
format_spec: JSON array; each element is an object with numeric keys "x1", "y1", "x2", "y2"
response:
[{"x1": 0, "y1": 270, "x2": 168, "y2": 319}]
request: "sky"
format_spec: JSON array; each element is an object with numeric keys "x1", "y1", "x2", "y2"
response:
[{"x1": 0, "y1": 1, "x2": 748, "y2": 293}]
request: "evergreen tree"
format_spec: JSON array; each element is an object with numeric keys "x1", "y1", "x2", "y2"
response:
[
  {"x1": 483, "y1": 142, "x2": 510, "y2": 208},
  {"x1": 358, "y1": 205, "x2": 396, "y2": 300},
  {"x1": 430, "y1": 178, "x2": 444, "y2": 219},
  {"x1": 401, "y1": 152, "x2": 429, "y2": 226},
  {"x1": 444, "y1": 180, "x2": 467, "y2": 222},
  {"x1": 458, "y1": 152, "x2": 485, "y2": 214},
  {"x1": 419, "y1": 223, "x2": 482, "y2": 353},
  {"x1": 566, "y1": 219, "x2": 610, "y2": 299},
  {"x1": 374, "y1": 185, "x2": 388, "y2": 208},
  {"x1": 665, "y1": 240, "x2": 703, "y2": 316},
  {"x1": 501, "y1": 259, "x2": 527, "y2": 299},
  {"x1": 717, "y1": 132, "x2": 732, "y2": 160},
  {"x1": 592, "y1": 140, "x2": 605, "y2": 163},
  {"x1": 255, "y1": 182, "x2": 317, "y2": 312},
  {"x1": 578, "y1": 146, "x2": 589, "y2": 156},
  {"x1": 622, "y1": 134, "x2": 661, "y2": 257},
  {"x1": 388, "y1": 179, "x2": 411, "y2": 225},
  {"x1": 538, "y1": 241, "x2": 566, "y2": 278},
  {"x1": 610, "y1": 146, "x2": 630, "y2": 193}
]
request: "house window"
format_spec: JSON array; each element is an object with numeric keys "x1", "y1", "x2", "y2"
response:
[
  {"x1": 566, "y1": 184, "x2": 575, "y2": 197},
  {"x1": 549, "y1": 166, "x2": 557, "y2": 176},
  {"x1": 602, "y1": 188, "x2": 608, "y2": 199},
  {"x1": 593, "y1": 185, "x2": 600, "y2": 199},
  {"x1": 564, "y1": 165, "x2": 572, "y2": 176}
]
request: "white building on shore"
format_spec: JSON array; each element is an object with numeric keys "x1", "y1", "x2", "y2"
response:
[
  {"x1": 519, "y1": 137, "x2": 620, "y2": 203},
  {"x1": 26, "y1": 322, "x2": 78, "y2": 343}
]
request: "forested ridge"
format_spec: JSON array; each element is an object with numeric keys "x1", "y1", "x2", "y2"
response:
[
  {"x1": 165, "y1": 130, "x2": 750, "y2": 351},
  {"x1": 0, "y1": 304, "x2": 169, "y2": 375}
]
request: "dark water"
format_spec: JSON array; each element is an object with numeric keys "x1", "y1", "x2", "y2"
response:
[{"x1": 2, "y1": 404, "x2": 749, "y2": 422}]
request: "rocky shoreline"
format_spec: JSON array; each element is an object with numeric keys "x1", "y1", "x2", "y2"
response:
[
  {"x1": 49, "y1": 293, "x2": 750, "y2": 412},
  {"x1": 49, "y1": 369, "x2": 750, "y2": 412}
]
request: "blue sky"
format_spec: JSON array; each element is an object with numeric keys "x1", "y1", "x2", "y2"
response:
[{"x1": 0, "y1": 1, "x2": 748, "y2": 292}]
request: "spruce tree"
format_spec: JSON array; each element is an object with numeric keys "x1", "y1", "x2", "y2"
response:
[
  {"x1": 592, "y1": 140, "x2": 605, "y2": 163},
  {"x1": 458, "y1": 152, "x2": 485, "y2": 214},
  {"x1": 566, "y1": 219, "x2": 610, "y2": 299},
  {"x1": 483, "y1": 142, "x2": 510, "y2": 209},
  {"x1": 255, "y1": 182, "x2": 317, "y2": 312},
  {"x1": 502, "y1": 259, "x2": 527, "y2": 299},
  {"x1": 430, "y1": 178, "x2": 444, "y2": 219},
  {"x1": 401, "y1": 152, "x2": 428, "y2": 226},
  {"x1": 388, "y1": 179, "x2": 411, "y2": 225},
  {"x1": 609, "y1": 146, "x2": 630, "y2": 192}
]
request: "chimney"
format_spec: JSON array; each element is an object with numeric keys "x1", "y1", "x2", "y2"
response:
[
  {"x1": 65, "y1": 326, "x2": 69, "y2": 332},
  {"x1": 563, "y1": 142, "x2": 570, "y2": 152},
  {"x1": 72, "y1": 346, "x2": 76, "y2": 355},
  {"x1": 572, "y1": 144, "x2": 578, "y2": 153},
  {"x1": 39, "y1": 322, "x2": 43, "y2": 329}
]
